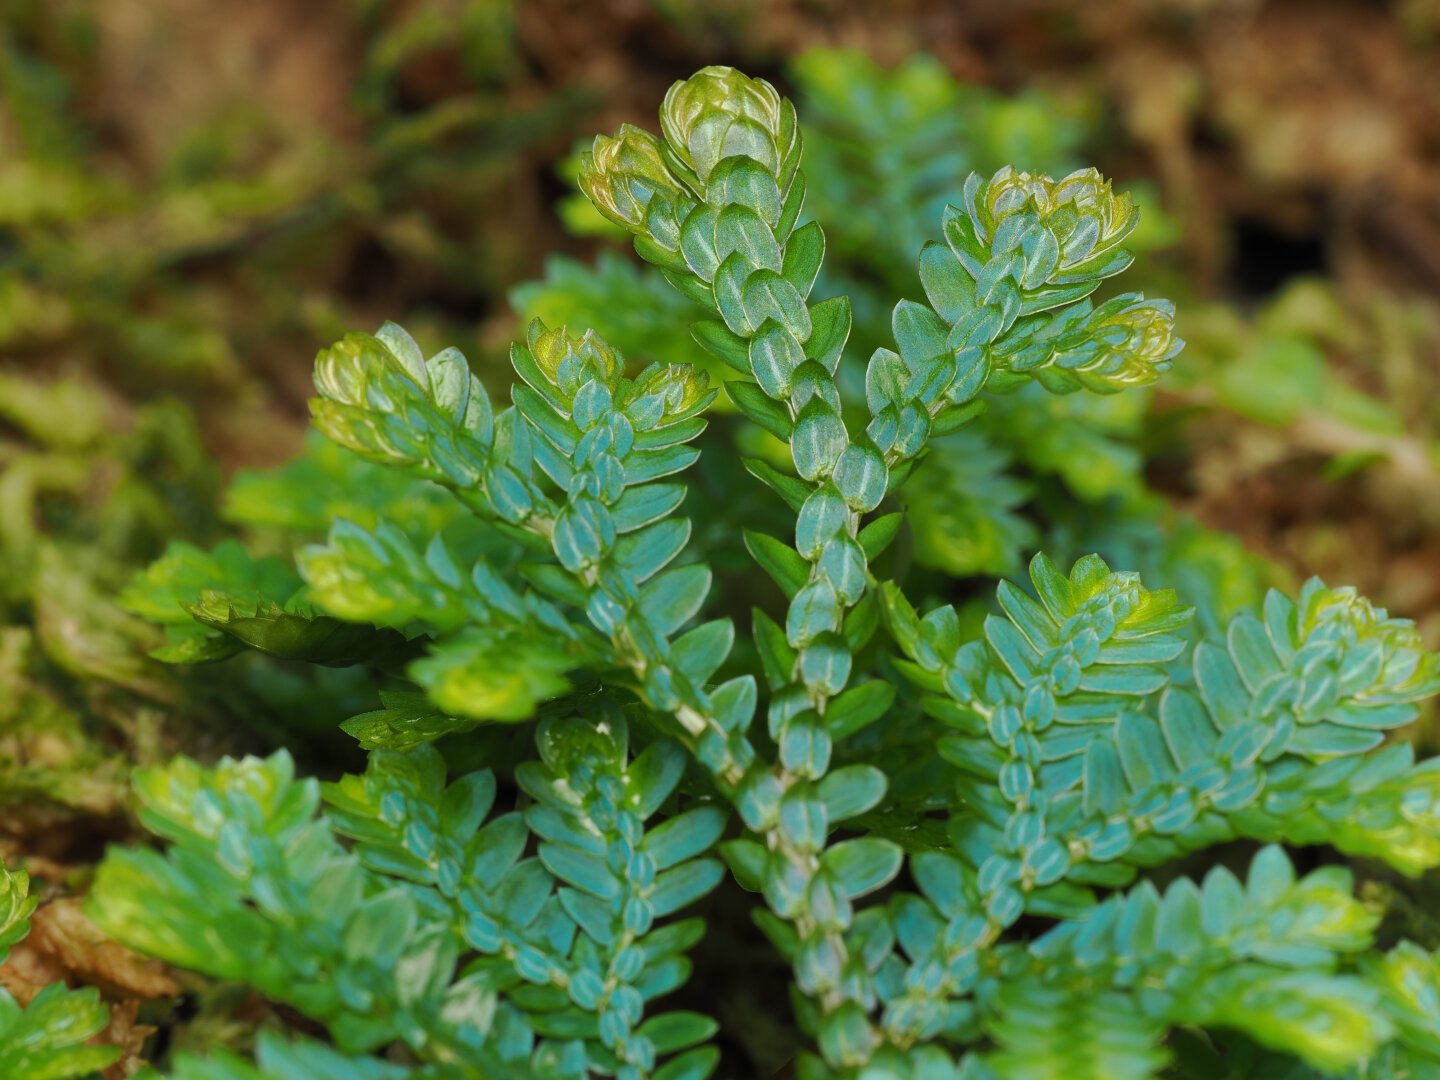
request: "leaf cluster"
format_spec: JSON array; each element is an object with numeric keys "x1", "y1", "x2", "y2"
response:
[{"x1": 74, "y1": 56, "x2": 1440, "y2": 1080}]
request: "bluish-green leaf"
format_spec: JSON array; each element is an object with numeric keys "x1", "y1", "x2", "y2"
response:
[
  {"x1": 826, "y1": 680, "x2": 895, "y2": 740},
  {"x1": 822, "y1": 838, "x2": 903, "y2": 899},
  {"x1": 643, "y1": 807, "x2": 728, "y2": 870},
  {"x1": 727, "y1": 380, "x2": 793, "y2": 440},
  {"x1": 744, "y1": 530, "x2": 809, "y2": 599},
  {"x1": 649, "y1": 859, "x2": 725, "y2": 917},
  {"x1": 639, "y1": 565, "x2": 712, "y2": 636},
  {"x1": 818, "y1": 765, "x2": 887, "y2": 823}
]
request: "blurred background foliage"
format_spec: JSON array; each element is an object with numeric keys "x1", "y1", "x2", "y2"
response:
[{"x1": 2, "y1": 0, "x2": 1439, "y2": 1074}]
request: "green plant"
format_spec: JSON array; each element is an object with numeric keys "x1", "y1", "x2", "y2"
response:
[
  {"x1": 523, "y1": 48, "x2": 1245, "y2": 611},
  {"x1": 0, "y1": 0, "x2": 586, "y2": 826},
  {"x1": 85, "y1": 64, "x2": 1440, "y2": 1079},
  {"x1": 1, "y1": 863, "x2": 121, "y2": 1077}
]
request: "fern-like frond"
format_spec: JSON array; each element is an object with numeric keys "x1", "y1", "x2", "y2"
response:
[
  {"x1": 300, "y1": 519, "x2": 598, "y2": 721},
  {"x1": 918, "y1": 167, "x2": 1181, "y2": 398},
  {"x1": 975, "y1": 848, "x2": 1388, "y2": 1076},
  {"x1": 90, "y1": 751, "x2": 492, "y2": 1060},
  {"x1": 323, "y1": 706, "x2": 724, "y2": 1079}
]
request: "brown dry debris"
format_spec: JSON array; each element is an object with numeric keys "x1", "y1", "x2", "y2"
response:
[
  {"x1": 498, "y1": 0, "x2": 1440, "y2": 297},
  {"x1": 97, "y1": 999, "x2": 156, "y2": 1080},
  {"x1": 91, "y1": 0, "x2": 360, "y2": 169},
  {"x1": 0, "y1": 898, "x2": 180, "y2": 1078},
  {"x1": 1, "y1": 895, "x2": 180, "y2": 1009}
]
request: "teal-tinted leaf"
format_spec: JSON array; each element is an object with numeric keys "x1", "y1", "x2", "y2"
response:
[
  {"x1": 996, "y1": 580, "x2": 1059, "y2": 652},
  {"x1": 615, "y1": 519, "x2": 691, "y2": 583},
  {"x1": 652, "y1": 1045, "x2": 721, "y2": 1080},
  {"x1": 649, "y1": 859, "x2": 724, "y2": 917},
  {"x1": 753, "y1": 608, "x2": 797, "y2": 690},
  {"x1": 818, "y1": 765, "x2": 887, "y2": 822},
  {"x1": 719, "y1": 839, "x2": 767, "y2": 893},
  {"x1": 743, "y1": 530, "x2": 809, "y2": 599},
  {"x1": 715, "y1": 204, "x2": 783, "y2": 274},
  {"x1": 822, "y1": 838, "x2": 903, "y2": 899},
  {"x1": 741, "y1": 271, "x2": 812, "y2": 342},
  {"x1": 826, "y1": 680, "x2": 895, "y2": 740},
  {"x1": 643, "y1": 807, "x2": 728, "y2": 870},
  {"x1": 1246, "y1": 845, "x2": 1296, "y2": 906},
  {"x1": 786, "y1": 579, "x2": 842, "y2": 646},
  {"x1": 1083, "y1": 740, "x2": 1127, "y2": 818},
  {"x1": 1095, "y1": 637, "x2": 1186, "y2": 666},
  {"x1": 892, "y1": 299, "x2": 950, "y2": 368},
  {"x1": 612, "y1": 483, "x2": 689, "y2": 533},
  {"x1": 341, "y1": 694, "x2": 478, "y2": 751},
  {"x1": 628, "y1": 741, "x2": 686, "y2": 818},
  {"x1": 1154, "y1": 878, "x2": 1203, "y2": 954},
  {"x1": 470, "y1": 814, "x2": 531, "y2": 889},
  {"x1": 1025, "y1": 880, "x2": 1094, "y2": 918},
  {"x1": 376, "y1": 321, "x2": 428, "y2": 386},
  {"x1": 857, "y1": 512, "x2": 903, "y2": 560},
  {"x1": 782, "y1": 221, "x2": 825, "y2": 297},
  {"x1": 1227, "y1": 613, "x2": 1283, "y2": 693},
  {"x1": 513, "y1": 384, "x2": 580, "y2": 453},
  {"x1": 638, "y1": 1011, "x2": 720, "y2": 1055},
  {"x1": 1194, "y1": 643, "x2": 1250, "y2": 730},
  {"x1": 806, "y1": 295, "x2": 851, "y2": 374},
  {"x1": 911, "y1": 852, "x2": 971, "y2": 920},
  {"x1": 1199, "y1": 865, "x2": 1247, "y2": 938},
  {"x1": 1114, "y1": 712, "x2": 1174, "y2": 791},
  {"x1": 726, "y1": 380, "x2": 793, "y2": 440},
  {"x1": 691, "y1": 319, "x2": 751, "y2": 373},
  {"x1": 919, "y1": 242, "x2": 972, "y2": 324},
  {"x1": 743, "y1": 457, "x2": 811, "y2": 512},
  {"x1": 626, "y1": 444, "x2": 702, "y2": 485},
  {"x1": 1029, "y1": 552, "x2": 1075, "y2": 622},
  {"x1": 1287, "y1": 723, "x2": 1384, "y2": 757},
  {"x1": 984, "y1": 615, "x2": 1038, "y2": 685},
  {"x1": 790, "y1": 399, "x2": 848, "y2": 483},
  {"x1": 440, "y1": 771, "x2": 496, "y2": 839},
  {"x1": 749, "y1": 322, "x2": 805, "y2": 399},
  {"x1": 671, "y1": 619, "x2": 735, "y2": 686},
  {"x1": 833, "y1": 442, "x2": 887, "y2": 513},
  {"x1": 343, "y1": 889, "x2": 417, "y2": 963},
  {"x1": 1159, "y1": 689, "x2": 1218, "y2": 765},
  {"x1": 639, "y1": 565, "x2": 712, "y2": 636},
  {"x1": 710, "y1": 675, "x2": 758, "y2": 733},
  {"x1": 539, "y1": 843, "x2": 618, "y2": 900}
]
